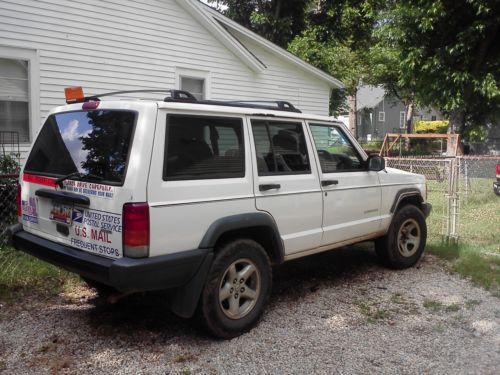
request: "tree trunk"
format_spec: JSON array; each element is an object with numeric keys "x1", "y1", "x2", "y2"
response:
[
  {"x1": 348, "y1": 92, "x2": 357, "y2": 138},
  {"x1": 449, "y1": 108, "x2": 466, "y2": 134},
  {"x1": 405, "y1": 101, "x2": 414, "y2": 134}
]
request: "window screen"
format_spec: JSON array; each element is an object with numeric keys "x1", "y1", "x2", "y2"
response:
[
  {"x1": 310, "y1": 124, "x2": 364, "y2": 173},
  {"x1": 251, "y1": 120, "x2": 310, "y2": 175},
  {"x1": 180, "y1": 77, "x2": 204, "y2": 100},
  {"x1": 0, "y1": 58, "x2": 29, "y2": 142},
  {"x1": 164, "y1": 115, "x2": 244, "y2": 180}
]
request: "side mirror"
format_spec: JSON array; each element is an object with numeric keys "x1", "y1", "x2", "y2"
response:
[{"x1": 367, "y1": 155, "x2": 385, "y2": 172}]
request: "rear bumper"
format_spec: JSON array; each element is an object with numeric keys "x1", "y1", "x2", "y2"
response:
[
  {"x1": 421, "y1": 202, "x2": 432, "y2": 218},
  {"x1": 9, "y1": 226, "x2": 212, "y2": 293}
]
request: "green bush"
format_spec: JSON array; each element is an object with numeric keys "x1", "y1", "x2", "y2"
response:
[
  {"x1": 414, "y1": 120, "x2": 449, "y2": 134},
  {"x1": 0, "y1": 154, "x2": 20, "y2": 175}
]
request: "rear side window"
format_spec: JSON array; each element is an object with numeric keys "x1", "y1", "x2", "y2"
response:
[
  {"x1": 163, "y1": 115, "x2": 244, "y2": 180},
  {"x1": 24, "y1": 110, "x2": 136, "y2": 184}
]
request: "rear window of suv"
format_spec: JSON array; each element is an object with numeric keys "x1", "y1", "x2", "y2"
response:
[{"x1": 24, "y1": 110, "x2": 137, "y2": 185}]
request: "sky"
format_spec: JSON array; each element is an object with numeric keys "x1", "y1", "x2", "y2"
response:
[{"x1": 199, "y1": 0, "x2": 227, "y2": 10}]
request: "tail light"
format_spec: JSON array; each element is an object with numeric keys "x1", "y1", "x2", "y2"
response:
[
  {"x1": 122, "y1": 203, "x2": 149, "y2": 258},
  {"x1": 16, "y1": 184, "x2": 22, "y2": 223}
]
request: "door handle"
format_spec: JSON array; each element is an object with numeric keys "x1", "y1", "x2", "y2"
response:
[
  {"x1": 321, "y1": 180, "x2": 339, "y2": 187},
  {"x1": 259, "y1": 184, "x2": 281, "y2": 191}
]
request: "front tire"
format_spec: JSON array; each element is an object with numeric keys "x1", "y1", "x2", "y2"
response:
[
  {"x1": 375, "y1": 205, "x2": 427, "y2": 269},
  {"x1": 199, "y1": 239, "x2": 272, "y2": 339}
]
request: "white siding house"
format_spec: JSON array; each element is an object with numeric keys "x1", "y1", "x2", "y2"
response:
[{"x1": 0, "y1": 0, "x2": 342, "y2": 162}]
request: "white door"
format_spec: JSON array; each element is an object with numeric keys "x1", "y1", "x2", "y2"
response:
[
  {"x1": 249, "y1": 118, "x2": 323, "y2": 255},
  {"x1": 308, "y1": 122, "x2": 382, "y2": 245},
  {"x1": 147, "y1": 111, "x2": 255, "y2": 256}
]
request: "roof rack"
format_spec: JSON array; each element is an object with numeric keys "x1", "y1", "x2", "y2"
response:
[
  {"x1": 189, "y1": 99, "x2": 302, "y2": 113},
  {"x1": 83, "y1": 89, "x2": 196, "y2": 102},
  {"x1": 75, "y1": 88, "x2": 302, "y2": 113}
]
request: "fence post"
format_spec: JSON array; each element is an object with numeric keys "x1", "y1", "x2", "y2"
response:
[{"x1": 448, "y1": 158, "x2": 459, "y2": 244}]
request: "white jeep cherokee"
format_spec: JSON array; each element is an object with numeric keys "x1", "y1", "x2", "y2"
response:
[{"x1": 9, "y1": 89, "x2": 431, "y2": 338}]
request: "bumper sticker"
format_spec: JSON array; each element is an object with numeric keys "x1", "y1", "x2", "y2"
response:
[
  {"x1": 63, "y1": 180, "x2": 115, "y2": 199},
  {"x1": 21, "y1": 197, "x2": 38, "y2": 224},
  {"x1": 70, "y1": 208, "x2": 122, "y2": 258}
]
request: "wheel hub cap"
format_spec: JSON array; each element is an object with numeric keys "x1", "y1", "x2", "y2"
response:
[
  {"x1": 219, "y1": 258, "x2": 261, "y2": 320},
  {"x1": 397, "y1": 218, "x2": 421, "y2": 257}
]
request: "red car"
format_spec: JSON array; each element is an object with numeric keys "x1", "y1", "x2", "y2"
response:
[{"x1": 495, "y1": 163, "x2": 500, "y2": 196}]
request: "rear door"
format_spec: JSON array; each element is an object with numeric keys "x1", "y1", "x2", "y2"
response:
[{"x1": 20, "y1": 102, "x2": 156, "y2": 259}]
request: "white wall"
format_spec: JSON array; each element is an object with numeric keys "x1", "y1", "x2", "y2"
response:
[{"x1": 0, "y1": 0, "x2": 331, "y2": 161}]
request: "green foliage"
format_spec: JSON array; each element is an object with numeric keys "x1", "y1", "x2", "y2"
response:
[
  {"x1": 463, "y1": 126, "x2": 487, "y2": 142},
  {"x1": 206, "y1": 0, "x2": 310, "y2": 48},
  {"x1": 0, "y1": 154, "x2": 20, "y2": 175},
  {"x1": 414, "y1": 120, "x2": 449, "y2": 134},
  {"x1": 289, "y1": 1, "x2": 385, "y2": 114},
  {"x1": 381, "y1": 0, "x2": 500, "y2": 133}
]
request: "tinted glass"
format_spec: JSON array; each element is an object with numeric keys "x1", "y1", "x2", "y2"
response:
[
  {"x1": 164, "y1": 115, "x2": 244, "y2": 180},
  {"x1": 310, "y1": 124, "x2": 364, "y2": 172},
  {"x1": 24, "y1": 110, "x2": 136, "y2": 184},
  {"x1": 252, "y1": 120, "x2": 310, "y2": 175}
]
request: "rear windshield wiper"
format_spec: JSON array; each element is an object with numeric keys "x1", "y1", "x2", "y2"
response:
[{"x1": 55, "y1": 172, "x2": 103, "y2": 188}]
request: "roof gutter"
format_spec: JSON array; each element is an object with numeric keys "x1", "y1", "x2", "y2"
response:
[{"x1": 198, "y1": 2, "x2": 344, "y2": 89}]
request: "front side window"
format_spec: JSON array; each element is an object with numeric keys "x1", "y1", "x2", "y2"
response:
[
  {"x1": 24, "y1": 110, "x2": 137, "y2": 184},
  {"x1": 164, "y1": 115, "x2": 244, "y2": 180},
  {"x1": 0, "y1": 58, "x2": 29, "y2": 142},
  {"x1": 251, "y1": 120, "x2": 310, "y2": 175},
  {"x1": 310, "y1": 124, "x2": 364, "y2": 173}
]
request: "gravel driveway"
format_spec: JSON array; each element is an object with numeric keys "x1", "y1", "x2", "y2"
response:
[{"x1": 0, "y1": 247, "x2": 499, "y2": 374}]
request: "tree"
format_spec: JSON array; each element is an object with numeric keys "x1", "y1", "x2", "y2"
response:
[
  {"x1": 383, "y1": 0, "x2": 500, "y2": 134},
  {"x1": 206, "y1": 0, "x2": 311, "y2": 48},
  {"x1": 289, "y1": 0, "x2": 385, "y2": 134}
]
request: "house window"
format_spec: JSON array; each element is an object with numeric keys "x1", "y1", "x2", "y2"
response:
[
  {"x1": 399, "y1": 111, "x2": 406, "y2": 128},
  {"x1": 378, "y1": 111, "x2": 385, "y2": 122},
  {"x1": 176, "y1": 68, "x2": 210, "y2": 101},
  {"x1": 0, "y1": 58, "x2": 30, "y2": 142},
  {"x1": 180, "y1": 77, "x2": 205, "y2": 100}
]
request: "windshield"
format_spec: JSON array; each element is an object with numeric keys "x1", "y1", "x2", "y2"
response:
[{"x1": 25, "y1": 110, "x2": 136, "y2": 184}]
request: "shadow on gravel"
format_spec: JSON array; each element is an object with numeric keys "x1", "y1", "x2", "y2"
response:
[
  {"x1": 271, "y1": 243, "x2": 383, "y2": 301},
  {"x1": 82, "y1": 243, "x2": 383, "y2": 338}
]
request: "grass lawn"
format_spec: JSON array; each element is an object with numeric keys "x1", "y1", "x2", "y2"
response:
[
  {"x1": 426, "y1": 178, "x2": 500, "y2": 296},
  {"x1": 0, "y1": 247, "x2": 80, "y2": 303}
]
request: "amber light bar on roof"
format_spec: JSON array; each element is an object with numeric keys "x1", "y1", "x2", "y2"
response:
[{"x1": 64, "y1": 86, "x2": 85, "y2": 104}]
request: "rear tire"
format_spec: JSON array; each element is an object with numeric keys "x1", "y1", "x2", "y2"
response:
[
  {"x1": 375, "y1": 205, "x2": 427, "y2": 269},
  {"x1": 198, "y1": 239, "x2": 272, "y2": 339}
]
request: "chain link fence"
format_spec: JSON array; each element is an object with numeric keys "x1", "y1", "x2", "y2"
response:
[
  {"x1": 386, "y1": 156, "x2": 500, "y2": 243},
  {"x1": 1, "y1": 157, "x2": 498, "y2": 247},
  {"x1": 0, "y1": 174, "x2": 18, "y2": 248}
]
